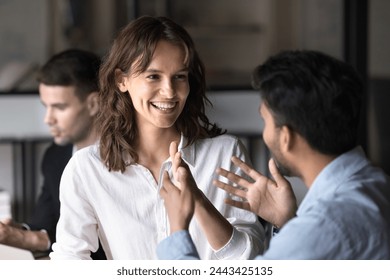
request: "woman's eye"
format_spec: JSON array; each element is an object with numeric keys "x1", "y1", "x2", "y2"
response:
[
  {"x1": 147, "y1": 74, "x2": 159, "y2": 80},
  {"x1": 174, "y1": 74, "x2": 188, "y2": 80}
]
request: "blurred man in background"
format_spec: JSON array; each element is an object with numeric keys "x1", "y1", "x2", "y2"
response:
[{"x1": 0, "y1": 49, "x2": 105, "y2": 259}]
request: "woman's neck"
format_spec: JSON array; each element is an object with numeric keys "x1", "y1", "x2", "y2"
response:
[{"x1": 135, "y1": 127, "x2": 181, "y2": 180}]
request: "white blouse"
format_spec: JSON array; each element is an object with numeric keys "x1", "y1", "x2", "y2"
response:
[{"x1": 50, "y1": 134, "x2": 265, "y2": 259}]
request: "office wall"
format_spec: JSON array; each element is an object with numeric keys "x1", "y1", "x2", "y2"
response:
[
  {"x1": 0, "y1": 0, "x2": 49, "y2": 91},
  {"x1": 0, "y1": 95, "x2": 51, "y2": 220},
  {"x1": 369, "y1": 0, "x2": 390, "y2": 78},
  {"x1": 0, "y1": 95, "x2": 50, "y2": 197},
  {"x1": 0, "y1": 0, "x2": 49, "y2": 66},
  {"x1": 0, "y1": 145, "x2": 13, "y2": 198},
  {"x1": 368, "y1": 0, "x2": 390, "y2": 174}
]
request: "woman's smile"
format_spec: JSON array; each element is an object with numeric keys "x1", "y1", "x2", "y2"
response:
[{"x1": 150, "y1": 101, "x2": 177, "y2": 112}]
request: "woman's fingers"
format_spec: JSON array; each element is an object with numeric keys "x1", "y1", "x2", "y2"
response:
[
  {"x1": 169, "y1": 141, "x2": 178, "y2": 160},
  {"x1": 160, "y1": 171, "x2": 176, "y2": 198}
]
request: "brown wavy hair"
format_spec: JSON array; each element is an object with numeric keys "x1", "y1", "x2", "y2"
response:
[{"x1": 96, "y1": 16, "x2": 225, "y2": 172}]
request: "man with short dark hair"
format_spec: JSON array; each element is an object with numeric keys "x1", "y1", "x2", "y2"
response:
[
  {"x1": 157, "y1": 50, "x2": 390, "y2": 259},
  {"x1": 0, "y1": 49, "x2": 105, "y2": 259}
]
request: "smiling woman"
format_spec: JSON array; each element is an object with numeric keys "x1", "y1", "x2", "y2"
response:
[
  {"x1": 49, "y1": 16, "x2": 265, "y2": 260},
  {"x1": 116, "y1": 40, "x2": 190, "y2": 136}
]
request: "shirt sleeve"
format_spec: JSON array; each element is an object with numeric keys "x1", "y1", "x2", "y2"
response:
[
  {"x1": 49, "y1": 156, "x2": 100, "y2": 260},
  {"x1": 157, "y1": 230, "x2": 200, "y2": 260},
  {"x1": 257, "y1": 214, "x2": 349, "y2": 260}
]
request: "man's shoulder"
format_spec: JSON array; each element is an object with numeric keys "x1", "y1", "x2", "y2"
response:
[
  {"x1": 43, "y1": 143, "x2": 73, "y2": 161},
  {"x1": 41, "y1": 143, "x2": 73, "y2": 174},
  {"x1": 45, "y1": 142, "x2": 73, "y2": 154}
]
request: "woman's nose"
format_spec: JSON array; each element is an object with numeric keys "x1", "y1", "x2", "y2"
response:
[{"x1": 159, "y1": 79, "x2": 176, "y2": 98}]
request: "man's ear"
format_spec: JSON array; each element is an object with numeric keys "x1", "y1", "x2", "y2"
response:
[
  {"x1": 115, "y1": 68, "x2": 128, "y2": 92},
  {"x1": 280, "y1": 125, "x2": 294, "y2": 152},
  {"x1": 86, "y1": 92, "x2": 99, "y2": 116}
]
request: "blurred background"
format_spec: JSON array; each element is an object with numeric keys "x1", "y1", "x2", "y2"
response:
[{"x1": 0, "y1": 0, "x2": 389, "y2": 221}]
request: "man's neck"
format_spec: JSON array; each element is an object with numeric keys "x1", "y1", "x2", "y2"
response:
[
  {"x1": 74, "y1": 130, "x2": 98, "y2": 151},
  {"x1": 299, "y1": 150, "x2": 336, "y2": 188}
]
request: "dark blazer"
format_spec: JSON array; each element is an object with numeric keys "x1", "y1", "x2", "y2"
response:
[{"x1": 27, "y1": 142, "x2": 106, "y2": 259}]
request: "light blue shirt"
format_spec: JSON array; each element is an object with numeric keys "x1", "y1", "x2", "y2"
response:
[{"x1": 157, "y1": 146, "x2": 390, "y2": 259}]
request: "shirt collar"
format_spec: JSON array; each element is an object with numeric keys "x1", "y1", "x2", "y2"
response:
[
  {"x1": 121, "y1": 134, "x2": 196, "y2": 167},
  {"x1": 297, "y1": 146, "x2": 367, "y2": 215},
  {"x1": 178, "y1": 134, "x2": 196, "y2": 167},
  {"x1": 72, "y1": 145, "x2": 77, "y2": 155}
]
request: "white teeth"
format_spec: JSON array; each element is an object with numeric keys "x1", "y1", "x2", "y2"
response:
[{"x1": 151, "y1": 102, "x2": 175, "y2": 110}]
